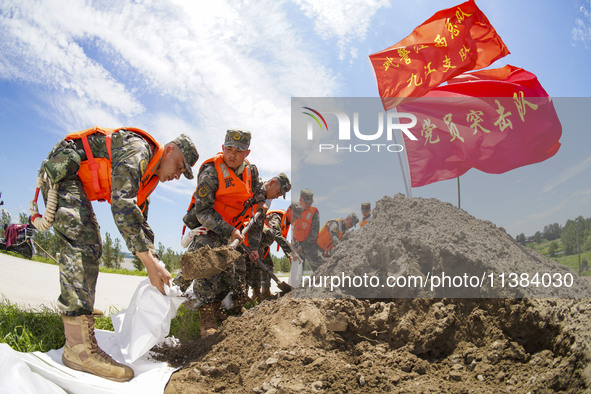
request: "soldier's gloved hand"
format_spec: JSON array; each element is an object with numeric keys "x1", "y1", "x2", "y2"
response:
[{"x1": 180, "y1": 227, "x2": 207, "y2": 248}]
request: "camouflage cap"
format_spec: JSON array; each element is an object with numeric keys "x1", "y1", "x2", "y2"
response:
[
  {"x1": 172, "y1": 134, "x2": 199, "y2": 180},
  {"x1": 224, "y1": 129, "x2": 251, "y2": 151},
  {"x1": 300, "y1": 188, "x2": 314, "y2": 203},
  {"x1": 276, "y1": 172, "x2": 291, "y2": 199},
  {"x1": 361, "y1": 201, "x2": 371, "y2": 211},
  {"x1": 347, "y1": 212, "x2": 359, "y2": 227}
]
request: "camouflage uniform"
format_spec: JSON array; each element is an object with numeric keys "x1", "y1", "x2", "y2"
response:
[
  {"x1": 320, "y1": 213, "x2": 359, "y2": 257},
  {"x1": 38, "y1": 130, "x2": 198, "y2": 315},
  {"x1": 293, "y1": 189, "x2": 323, "y2": 272},
  {"x1": 248, "y1": 211, "x2": 293, "y2": 289},
  {"x1": 360, "y1": 201, "x2": 372, "y2": 226},
  {"x1": 182, "y1": 130, "x2": 265, "y2": 307}
]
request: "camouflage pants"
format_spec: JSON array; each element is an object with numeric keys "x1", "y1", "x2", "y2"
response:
[
  {"x1": 298, "y1": 244, "x2": 324, "y2": 272},
  {"x1": 246, "y1": 261, "x2": 262, "y2": 289},
  {"x1": 42, "y1": 173, "x2": 102, "y2": 316},
  {"x1": 187, "y1": 232, "x2": 246, "y2": 307}
]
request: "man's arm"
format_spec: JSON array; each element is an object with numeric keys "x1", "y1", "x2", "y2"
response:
[
  {"x1": 110, "y1": 132, "x2": 156, "y2": 255},
  {"x1": 267, "y1": 213, "x2": 292, "y2": 257},
  {"x1": 110, "y1": 131, "x2": 171, "y2": 293},
  {"x1": 186, "y1": 164, "x2": 235, "y2": 239}
]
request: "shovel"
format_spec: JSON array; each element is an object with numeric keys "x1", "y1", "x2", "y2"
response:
[
  {"x1": 180, "y1": 210, "x2": 263, "y2": 280},
  {"x1": 238, "y1": 243, "x2": 293, "y2": 295}
]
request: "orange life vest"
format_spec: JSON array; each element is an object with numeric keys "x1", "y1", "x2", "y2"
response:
[
  {"x1": 316, "y1": 220, "x2": 342, "y2": 252},
  {"x1": 187, "y1": 152, "x2": 253, "y2": 228},
  {"x1": 292, "y1": 206, "x2": 318, "y2": 242},
  {"x1": 360, "y1": 213, "x2": 371, "y2": 227},
  {"x1": 65, "y1": 126, "x2": 163, "y2": 208},
  {"x1": 266, "y1": 209, "x2": 289, "y2": 252}
]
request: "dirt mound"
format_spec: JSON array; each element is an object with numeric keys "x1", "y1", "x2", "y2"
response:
[
  {"x1": 157, "y1": 195, "x2": 591, "y2": 392},
  {"x1": 159, "y1": 296, "x2": 591, "y2": 392},
  {"x1": 300, "y1": 194, "x2": 588, "y2": 299}
]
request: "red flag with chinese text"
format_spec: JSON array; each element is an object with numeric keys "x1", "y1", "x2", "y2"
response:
[
  {"x1": 399, "y1": 65, "x2": 562, "y2": 187},
  {"x1": 369, "y1": 0, "x2": 509, "y2": 110}
]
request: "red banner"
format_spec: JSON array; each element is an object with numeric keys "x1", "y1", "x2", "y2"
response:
[
  {"x1": 369, "y1": 0, "x2": 509, "y2": 110},
  {"x1": 399, "y1": 65, "x2": 562, "y2": 187}
]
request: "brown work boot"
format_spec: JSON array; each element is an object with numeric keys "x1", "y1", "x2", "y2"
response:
[
  {"x1": 261, "y1": 286, "x2": 273, "y2": 300},
  {"x1": 251, "y1": 287, "x2": 261, "y2": 302},
  {"x1": 198, "y1": 303, "x2": 218, "y2": 338},
  {"x1": 62, "y1": 315, "x2": 134, "y2": 382},
  {"x1": 211, "y1": 301, "x2": 228, "y2": 322},
  {"x1": 91, "y1": 308, "x2": 104, "y2": 316}
]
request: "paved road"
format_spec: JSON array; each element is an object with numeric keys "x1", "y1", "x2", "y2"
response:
[{"x1": 0, "y1": 253, "x2": 146, "y2": 314}]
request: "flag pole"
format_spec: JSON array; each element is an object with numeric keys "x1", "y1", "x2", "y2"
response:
[
  {"x1": 392, "y1": 107, "x2": 412, "y2": 198},
  {"x1": 457, "y1": 176, "x2": 461, "y2": 209}
]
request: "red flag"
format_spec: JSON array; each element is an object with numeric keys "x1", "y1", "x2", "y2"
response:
[
  {"x1": 369, "y1": 0, "x2": 509, "y2": 110},
  {"x1": 399, "y1": 65, "x2": 562, "y2": 187}
]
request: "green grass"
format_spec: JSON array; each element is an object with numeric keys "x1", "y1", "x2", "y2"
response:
[
  {"x1": 0, "y1": 298, "x2": 112, "y2": 353},
  {"x1": 557, "y1": 251, "x2": 591, "y2": 276},
  {"x1": 0, "y1": 297, "x2": 204, "y2": 353}
]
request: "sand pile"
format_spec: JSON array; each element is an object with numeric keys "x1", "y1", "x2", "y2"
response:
[
  {"x1": 300, "y1": 194, "x2": 588, "y2": 299},
  {"x1": 157, "y1": 195, "x2": 591, "y2": 393}
]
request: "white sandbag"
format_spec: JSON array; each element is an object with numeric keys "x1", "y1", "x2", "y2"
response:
[
  {"x1": 288, "y1": 258, "x2": 304, "y2": 288},
  {"x1": 112, "y1": 278, "x2": 184, "y2": 364}
]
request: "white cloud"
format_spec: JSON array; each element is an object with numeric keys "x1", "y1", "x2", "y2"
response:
[
  {"x1": 543, "y1": 155, "x2": 591, "y2": 192},
  {"x1": 572, "y1": 3, "x2": 591, "y2": 47},
  {"x1": 0, "y1": 0, "x2": 341, "y2": 176},
  {"x1": 291, "y1": 0, "x2": 390, "y2": 60}
]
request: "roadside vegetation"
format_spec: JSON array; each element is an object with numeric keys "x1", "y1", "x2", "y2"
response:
[{"x1": 516, "y1": 215, "x2": 591, "y2": 276}]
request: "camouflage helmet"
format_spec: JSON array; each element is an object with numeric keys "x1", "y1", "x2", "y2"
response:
[
  {"x1": 300, "y1": 188, "x2": 314, "y2": 203},
  {"x1": 347, "y1": 212, "x2": 359, "y2": 227},
  {"x1": 275, "y1": 172, "x2": 291, "y2": 199},
  {"x1": 361, "y1": 201, "x2": 371, "y2": 212},
  {"x1": 171, "y1": 134, "x2": 199, "y2": 180},
  {"x1": 224, "y1": 129, "x2": 251, "y2": 151}
]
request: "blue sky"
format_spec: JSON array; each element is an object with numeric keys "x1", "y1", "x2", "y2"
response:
[{"x1": 1, "y1": 0, "x2": 590, "y2": 253}]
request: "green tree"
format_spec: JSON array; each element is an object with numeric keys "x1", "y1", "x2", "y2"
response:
[
  {"x1": 113, "y1": 238, "x2": 124, "y2": 269},
  {"x1": 516, "y1": 233, "x2": 526, "y2": 245},
  {"x1": 132, "y1": 255, "x2": 144, "y2": 271},
  {"x1": 272, "y1": 255, "x2": 290, "y2": 273},
  {"x1": 101, "y1": 232, "x2": 123, "y2": 268},
  {"x1": 0, "y1": 209, "x2": 11, "y2": 238},
  {"x1": 18, "y1": 212, "x2": 29, "y2": 225},
  {"x1": 157, "y1": 242, "x2": 181, "y2": 272},
  {"x1": 547, "y1": 241, "x2": 559, "y2": 258},
  {"x1": 33, "y1": 228, "x2": 61, "y2": 262},
  {"x1": 534, "y1": 231, "x2": 542, "y2": 244},
  {"x1": 561, "y1": 217, "x2": 587, "y2": 256},
  {"x1": 543, "y1": 223, "x2": 561, "y2": 241}
]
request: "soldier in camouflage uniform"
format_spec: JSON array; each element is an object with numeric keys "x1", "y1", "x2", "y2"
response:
[
  {"x1": 317, "y1": 212, "x2": 359, "y2": 257},
  {"x1": 180, "y1": 129, "x2": 265, "y2": 338},
  {"x1": 360, "y1": 201, "x2": 372, "y2": 227},
  {"x1": 35, "y1": 127, "x2": 198, "y2": 382},
  {"x1": 248, "y1": 200, "x2": 302, "y2": 300},
  {"x1": 292, "y1": 188, "x2": 323, "y2": 272}
]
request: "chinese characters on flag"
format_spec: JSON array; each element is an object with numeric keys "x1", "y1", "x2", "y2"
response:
[
  {"x1": 399, "y1": 65, "x2": 562, "y2": 187},
  {"x1": 369, "y1": 0, "x2": 509, "y2": 110}
]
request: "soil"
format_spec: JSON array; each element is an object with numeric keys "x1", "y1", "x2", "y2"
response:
[
  {"x1": 157, "y1": 194, "x2": 591, "y2": 393},
  {"x1": 181, "y1": 245, "x2": 242, "y2": 280}
]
